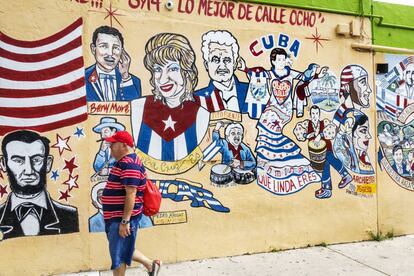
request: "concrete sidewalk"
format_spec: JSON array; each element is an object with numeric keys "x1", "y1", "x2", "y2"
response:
[{"x1": 60, "y1": 235, "x2": 414, "y2": 276}]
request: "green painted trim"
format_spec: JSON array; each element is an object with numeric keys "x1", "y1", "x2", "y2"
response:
[
  {"x1": 239, "y1": 0, "x2": 414, "y2": 50},
  {"x1": 372, "y1": 1, "x2": 414, "y2": 49},
  {"x1": 240, "y1": 0, "x2": 370, "y2": 16}
]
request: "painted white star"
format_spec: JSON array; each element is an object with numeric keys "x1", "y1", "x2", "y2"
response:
[
  {"x1": 51, "y1": 134, "x2": 71, "y2": 156},
  {"x1": 162, "y1": 115, "x2": 177, "y2": 131},
  {"x1": 63, "y1": 174, "x2": 79, "y2": 191}
]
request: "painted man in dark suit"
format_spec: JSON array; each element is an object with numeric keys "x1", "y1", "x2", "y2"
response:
[
  {"x1": 0, "y1": 130, "x2": 79, "y2": 239},
  {"x1": 391, "y1": 145, "x2": 409, "y2": 176},
  {"x1": 85, "y1": 26, "x2": 141, "y2": 101}
]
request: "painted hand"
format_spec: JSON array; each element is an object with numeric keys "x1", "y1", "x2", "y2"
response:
[
  {"x1": 318, "y1": 66, "x2": 329, "y2": 77},
  {"x1": 119, "y1": 49, "x2": 131, "y2": 80},
  {"x1": 101, "y1": 141, "x2": 110, "y2": 151},
  {"x1": 231, "y1": 159, "x2": 241, "y2": 168},
  {"x1": 314, "y1": 134, "x2": 321, "y2": 147},
  {"x1": 214, "y1": 121, "x2": 224, "y2": 131}
]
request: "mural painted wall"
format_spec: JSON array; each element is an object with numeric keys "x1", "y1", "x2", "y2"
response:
[
  {"x1": 1, "y1": 0, "x2": 410, "y2": 275},
  {"x1": 375, "y1": 53, "x2": 414, "y2": 236}
]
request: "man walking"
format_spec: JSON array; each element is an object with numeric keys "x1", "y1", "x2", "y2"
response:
[{"x1": 101, "y1": 130, "x2": 161, "y2": 276}]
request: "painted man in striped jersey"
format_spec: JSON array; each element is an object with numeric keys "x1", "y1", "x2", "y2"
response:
[
  {"x1": 85, "y1": 26, "x2": 141, "y2": 102},
  {"x1": 334, "y1": 65, "x2": 371, "y2": 115}
]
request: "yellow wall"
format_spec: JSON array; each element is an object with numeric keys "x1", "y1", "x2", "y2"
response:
[
  {"x1": 0, "y1": 1, "x2": 412, "y2": 275},
  {"x1": 374, "y1": 53, "x2": 414, "y2": 236}
]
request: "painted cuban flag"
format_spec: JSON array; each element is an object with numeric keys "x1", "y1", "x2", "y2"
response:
[
  {"x1": 243, "y1": 67, "x2": 270, "y2": 119},
  {"x1": 0, "y1": 18, "x2": 87, "y2": 135},
  {"x1": 202, "y1": 138, "x2": 221, "y2": 162},
  {"x1": 158, "y1": 179, "x2": 230, "y2": 213},
  {"x1": 131, "y1": 96, "x2": 209, "y2": 161}
]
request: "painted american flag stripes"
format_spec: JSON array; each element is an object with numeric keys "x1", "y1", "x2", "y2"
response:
[
  {"x1": 195, "y1": 89, "x2": 225, "y2": 112},
  {"x1": 0, "y1": 18, "x2": 87, "y2": 136}
]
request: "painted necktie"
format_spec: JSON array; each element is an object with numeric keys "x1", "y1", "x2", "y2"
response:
[{"x1": 100, "y1": 74, "x2": 116, "y2": 101}]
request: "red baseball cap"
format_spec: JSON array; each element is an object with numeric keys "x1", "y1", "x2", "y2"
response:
[{"x1": 104, "y1": 131, "x2": 134, "y2": 147}]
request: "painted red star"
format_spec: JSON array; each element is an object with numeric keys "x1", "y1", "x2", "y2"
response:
[
  {"x1": 51, "y1": 134, "x2": 72, "y2": 156},
  {"x1": 0, "y1": 184, "x2": 8, "y2": 198},
  {"x1": 305, "y1": 28, "x2": 330, "y2": 53},
  {"x1": 63, "y1": 157, "x2": 78, "y2": 175},
  {"x1": 59, "y1": 189, "x2": 71, "y2": 201},
  {"x1": 63, "y1": 174, "x2": 79, "y2": 191},
  {"x1": 89, "y1": 3, "x2": 125, "y2": 28}
]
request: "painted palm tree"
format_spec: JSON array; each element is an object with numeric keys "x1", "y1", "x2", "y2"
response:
[{"x1": 320, "y1": 73, "x2": 337, "y2": 107}]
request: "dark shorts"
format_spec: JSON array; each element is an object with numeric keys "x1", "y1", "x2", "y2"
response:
[{"x1": 105, "y1": 216, "x2": 141, "y2": 270}]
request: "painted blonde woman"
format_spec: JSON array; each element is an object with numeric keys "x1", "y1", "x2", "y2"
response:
[{"x1": 130, "y1": 33, "x2": 209, "y2": 172}]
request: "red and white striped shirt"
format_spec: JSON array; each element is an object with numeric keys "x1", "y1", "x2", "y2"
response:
[{"x1": 101, "y1": 153, "x2": 146, "y2": 223}]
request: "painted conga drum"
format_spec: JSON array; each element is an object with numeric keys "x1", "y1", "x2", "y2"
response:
[
  {"x1": 210, "y1": 164, "x2": 233, "y2": 185},
  {"x1": 232, "y1": 168, "x2": 256, "y2": 184},
  {"x1": 308, "y1": 140, "x2": 327, "y2": 172}
]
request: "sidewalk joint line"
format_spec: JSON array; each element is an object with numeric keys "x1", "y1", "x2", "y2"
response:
[{"x1": 326, "y1": 246, "x2": 390, "y2": 276}]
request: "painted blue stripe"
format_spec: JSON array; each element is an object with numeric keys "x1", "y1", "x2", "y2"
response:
[
  {"x1": 256, "y1": 137, "x2": 295, "y2": 148},
  {"x1": 376, "y1": 103, "x2": 385, "y2": 112},
  {"x1": 252, "y1": 103, "x2": 258, "y2": 118},
  {"x1": 257, "y1": 136, "x2": 295, "y2": 147},
  {"x1": 257, "y1": 131, "x2": 283, "y2": 138},
  {"x1": 162, "y1": 138, "x2": 175, "y2": 161},
  {"x1": 257, "y1": 133, "x2": 284, "y2": 140},
  {"x1": 185, "y1": 122, "x2": 197, "y2": 154},
  {"x1": 203, "y1": 140, "x2": 220, "y2": 157},
  {"x1": 256, "y1": 143, "x2": 299, "y2": 153},
  {"x1": 255, "y1": 144, "x2": 300, "y2": 154},
  {"x1": 257, "y1": 136, "x2": 292, "y2": 147},
  {"x1": 138, "y1": 123, "x2": 152, "y2": 154}
]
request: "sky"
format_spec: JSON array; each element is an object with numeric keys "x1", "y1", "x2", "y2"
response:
[{"x1": 375, "y1": 0, "x2": 414, "y2": 6}]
